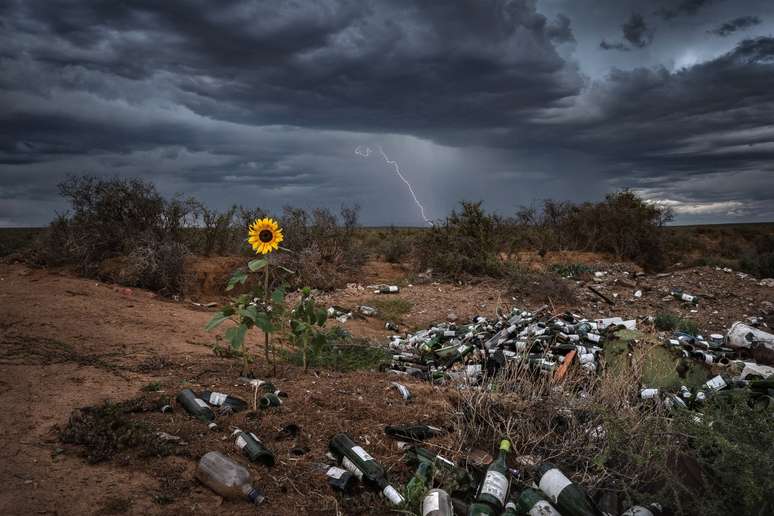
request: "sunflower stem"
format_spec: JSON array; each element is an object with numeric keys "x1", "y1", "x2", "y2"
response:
[{"x1": 264, "y1": 258, "x2": 272, "y2": 376}]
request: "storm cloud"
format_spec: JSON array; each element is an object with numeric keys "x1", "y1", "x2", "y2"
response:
[
  {"x1": 1, "y1": 0, "x2": 774, "y2": 226},
  {"x1": 708, "y1": 15, "x2": 762, "y2": 36}
]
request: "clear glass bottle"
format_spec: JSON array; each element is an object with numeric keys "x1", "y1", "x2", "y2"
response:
[{"x1": 195, "y1": 451, "x2": 264, "y2": 505}]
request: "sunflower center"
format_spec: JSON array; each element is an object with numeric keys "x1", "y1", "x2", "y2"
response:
[{"x1": 258, "y1": 229, "x2": 274, "y2": 243}]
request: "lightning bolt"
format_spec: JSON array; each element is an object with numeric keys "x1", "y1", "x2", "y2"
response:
[{"x1": 355, "y1": 145, "x2": 432, "y2": 226}]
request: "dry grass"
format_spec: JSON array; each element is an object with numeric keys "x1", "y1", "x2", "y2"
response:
[{"x1": 448, "y1": 342, "x2": 693, "y2": 511}]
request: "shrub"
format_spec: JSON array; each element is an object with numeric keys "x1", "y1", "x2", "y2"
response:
[
  {"x1": 42, "y1": 176, "x2": 197, "y2": 294},
  {"x1": 506, "y1": 266, "x2": 577, "y2": 305},
  {"x1": 416, "y1": 201, "x2": 506, "y2": 278},
  {"x1": 381, "y1": 227, "x2": 413, "y2": 263},
  {"x1": 740, "y1": 252, "x2": 774, "y2": 278},
  {"x1": 515, "y1": 191, "x2": 672, "y2": 271},
  {"x1": 271, "y1": 205, "x2": 366, "y2": 290},
  {"x1": 674, "y1": 391, "x2": 774, "y2": 515},
  {"x1": 654, "y1": 312, "x2": 699, "y2": 335},
  {"x1": 124, "y1": 240, "x2": 189, "y2": 295}
]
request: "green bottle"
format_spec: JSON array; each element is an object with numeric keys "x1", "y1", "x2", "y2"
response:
[
  {"x1": 405, "y1": 462, "x2": 432, "y2": 503},
  {"x1": 404, "y1": 446, "x2": 474, "y2": 496},
  {"x1": 536, "y1": 463, "x2": 603, "y2": 516},
  {"x1": 514, "y1": 488, "x2": 561, "y2": 515},
  {"x1": 468, "y1": 440, "x2": 511, "y2": 515},
  {"x1": 259, "y1": 392, "x2": 282, "y2": 408},
  {"x1": 329, "y1": 433, "x2": 405, "y2": 506},
  {"x1": 232, "y1": 429, "x2": 275, "y2": 466}
]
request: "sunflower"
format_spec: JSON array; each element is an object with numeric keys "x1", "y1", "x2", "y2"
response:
[{"x1": 248, "y1": 218, "x2": 283, "y2": 254}]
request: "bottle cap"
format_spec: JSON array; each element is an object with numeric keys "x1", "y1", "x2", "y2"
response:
[
  {"x1": 247, "y1": 487, "x2": 265, "y2": 505},
  {"x1": 499, "y1": 439, "x2": 511, "y2": 452}
]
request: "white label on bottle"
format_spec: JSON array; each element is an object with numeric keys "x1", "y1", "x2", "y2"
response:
[
  {"x1": 705, "y1": 375, "x2": 727, "y2": 391},
  {"x1": 480, "y1": 470, "x2": 508, "y2": 505},
  {"x1": 529, "y1": 500, "x2": 561, "y2": 516},
  {"x1": 422, "y1": 491, "x2": 440, "y2": 515},
  {"x1": 351, "y1": 446, "x2": 374, "y2": 462},
  {"x1": 326, "y1": 466, "x2": 347, "y2": 479},
  {"x1": 444, "y1": 330, "x2": 455, "y2": 337},
  {"x1": 538, "y1": 468, "x2": 572, "y2": 502},
  {"x1": 681, "y1": 293, "x2": 695, "y2": 302},
  {"x1": 393, "y1": 383, "x2": 411, "y2": 400},
  {"x1": 341, "y1": 456, "x2": 364, "y2": 480},
  {"x1": 236, "y1": 435, "x2": 247, "y2": 449},
  {"x1": 586, "y1": 333, "x2": 601, "y2": 343},
  {"x1": 382, "y1": 485, "x2": 405, "y2": 506},
  {"x1": 209, "y1": 392, "x2": 227, "y2": 406},
  {"x1": 194, "y1": 398, "x2": 208, "y2": 408},
  {"x1": 704, "y1": 353, "x2": 714, "y2": 364}
]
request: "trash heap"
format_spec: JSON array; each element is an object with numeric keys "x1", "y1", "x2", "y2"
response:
[
  {"x1": 384, "y1": 307, "x2": 637, "y2": 385},
  {"x1": 645, "y1": 320, "x2": 774, "y2": 411},
  {"x1": 664, "y1": 321, "x2": 774, "y2": 378}
]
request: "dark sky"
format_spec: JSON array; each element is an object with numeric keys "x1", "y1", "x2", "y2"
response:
[{"x1": 2, "y1": 0, "x2": 774, "y2": 226}]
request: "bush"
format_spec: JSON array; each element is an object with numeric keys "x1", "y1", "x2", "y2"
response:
[
  {"x1": 740, "y1": 252, "x2": 774, "y2": 278},
  {"x1": 675, "y1": 391, "x2": 774, "y2": 515},
  {"x1": 381, "y1": 227, "x2": 413, "y2": 263},
  {"x1": 506, "y1": 266, "x2": 577, "y2": 305},
  {"x1": 416, "y1": 201, "x2": 506, "y2": 278},
  {"x1": 271, "y1": 205, "x2": 366, "y2": 290},
  {"x1": 654, "y1": 312, "x2": 699, "y2": 335},
  {"x1": 42, "y1": 176, "x2": 197, "y2": 292},
  {"x1": 515, "y1": 191, "x2": 672, "y2": 271},
  {"x1": 124, "y1": 240, "x2": 189, "y2": 295}
]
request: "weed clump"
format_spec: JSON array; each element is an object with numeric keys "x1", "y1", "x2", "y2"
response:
[
  {"x1": 59, "y1": 398, "x2": 179, "y2": 463},
  {"x1": 674, "y1": 391, "x2": 774, "y2": 515},
  {"x1": 654, "y1": 312, "x2": 699, "y2": 335},
  {"x1": 367, "y1": 297, "x2": 413, "y2": 322}
]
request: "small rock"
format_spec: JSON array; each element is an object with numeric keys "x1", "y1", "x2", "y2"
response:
[{"x1": 447, "y1": 312, "x2": 458, "y2": 322}]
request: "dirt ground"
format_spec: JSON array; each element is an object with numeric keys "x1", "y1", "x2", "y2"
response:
[{"x1": 1, "y1": 258, "x2": 772, "y2": 516}]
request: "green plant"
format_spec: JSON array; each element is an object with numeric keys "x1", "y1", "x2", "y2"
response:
[
  {"x1": 654, "y1": 312, "x2": 699, "y2": 335},
  {"x1": 281, "y1": 328, "x2": 390, "y2": 371},
  {"x1": 416, "y1": 201, "x2": 507, "y2": 278},
  {"x1": 367, "y1": 297, "x2": 413, "y2": 322},
  {"x1": 140, "y1": 381, "x2": 161, "y2": 392},
  {"x1": 675, "y1": 391, "x2": 774, "y2": 515},
  {"x1": 206, "y1": 256, "x2": 286, "y2": 375},
  {"x1": 288, "y1": 287, "x2": 328, "y2": 372}
]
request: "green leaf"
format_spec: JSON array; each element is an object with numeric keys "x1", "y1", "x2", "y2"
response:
[
  {"x1": 316, "y1": 309, "x2": 327, "y2": 326},
  {"x1": 224, "y1": 324, "x2": 248, "y2": 350},
  {"x1": 226, "y1": 270, "x2": 248, "y2": 291},
  {"x1": 271, "y1": 286, "x2": 286, "y2": 304},
  {"x1": 248, "y1": 258, "x2": 268, "y2": 272},
  {"x1": 205, "y1": 311, "x2": 230, "y2": 331},
  {"x1": 239, "y1": 305, "x2": 259, "y2": 323},
  {"x1": 253, "y1": 312, "x2": 275, "y2": 333}
]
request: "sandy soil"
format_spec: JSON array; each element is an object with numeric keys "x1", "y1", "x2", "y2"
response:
[{"x1": 0, "y1": 259, "x2": 772, "y2": 516}]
